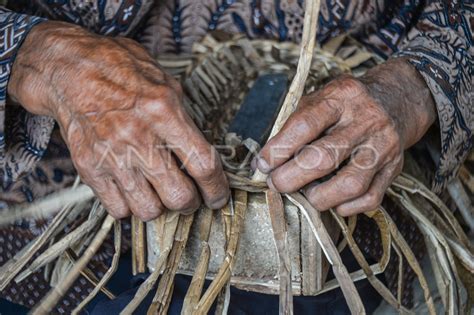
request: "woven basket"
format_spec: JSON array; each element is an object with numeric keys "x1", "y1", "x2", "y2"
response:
[{"x1": 0, "y1": 2, "x2": 471, "y2": 314}]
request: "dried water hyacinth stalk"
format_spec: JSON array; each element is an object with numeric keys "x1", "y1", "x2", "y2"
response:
[
  {"x1": 226, "y1": 172, "x2": 267, "y2": 192},
  {"x1": 16, "y1": 205, "x2": 106, "y2": 282},
  {"x1": 31, "y1": 215, "x2": 116, "y2": 315},
  {"x1": 181, "y1": 209, "x2": 214, "y2": 314},
  {"x1": 0, "y1": 183, "x2": 94, "y2": 227},
  {"x1": 214, "y1": 200, "x2": 233, "y2": 314},
  {"x1": 409, "y1": 187, "x2": 474, "y2": 274},
  {"x1": 214, "y1": 282, "x2": 231, "y2": 315},
  {"x1": 447, "y1": 177, "x2": 474, "y2": 231},
  {"x1": 420, "y1": 224, "x2": 458, "y2": 313},
  {"x1": 459, "y1": 165, "x2": 474, "y2": 193},
  {"x1": 194, "y1": 190, "x2": 248, "y2": 315},
  {"x1": 337, "y1": 215, "x2": 357, "y2": 253},
  {"x1": 121, "y1": 212, "x2": 181, "y2": 315},
  {"x1": 392, "y1": 173, "x2": 470, "y2": 246},
  {"x1": 71, "y1": 220, "x2": 122, "y2": 314},
  {"x1": 131, "y1": 215, "x2": 147, "y2": 275},
  {"x1": 365, "y1": 211, "x2": 391, "y2": 270},
  {"x1": 378, "y1": 205, "x2": 437, "y2": 315},
  {"x1": 286, "y1": 193, "x2": 365, "y2": 315},
  {"x1": 390, "y1": 243, "x2": 404, "y2": 306},
  {"x1": 391, "y1": 173, "x2": 473, "y2": 270},
  {"x1": 266, "y1": 190, "x2": 294, "y2": 315},
  {"x1": 147, "y1": 214, "x2": 194, "y2": 314},
  {"x1": 0, "y1": 193, "x2": 82, "y2": 291},
  {"x1": 320, "y1": 210, "x2": 391, "y2": 292},
  {"x1": 63, "y1": 250, "x2": 115, "y2": 300},
  {"x1": 253, "y1": 0, "x2": 321, "y2": 182},
  {"x1": 387, "y1": 188, "x2": 467, "y2": 313},
  {"x1": 329, "y1": 210, "x2": 412, "y2": 313}
]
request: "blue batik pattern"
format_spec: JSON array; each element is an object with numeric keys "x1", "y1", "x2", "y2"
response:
[
  {"x1": 394, "y1": 0, "x2": 473, "y2": 190},
  {"x1": 38, "y1": 0, "x2": 154, "y2": 36},
  {"x1": 0, "y1": 8, "x2": 54, "y2": 191}
]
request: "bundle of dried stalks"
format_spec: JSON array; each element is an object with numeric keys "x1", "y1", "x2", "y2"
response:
[{"x1": 1, "y1": 0, "x2": 471, "y2": 313}]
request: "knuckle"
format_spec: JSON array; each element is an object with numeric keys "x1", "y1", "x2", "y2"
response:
[
  {"x1": 319, "y1": 97, "x2": 343, "y2": 117},
  {"x1": 270, "y1": 173, "x2": 291, "y2": 193},
  {"x1": 103, "y1": 200, "x2": 130, "y2": 219},
  {"x1": 78, "y1": 170, "x2": 101, "y2": 190},
  {"x1": 364, "y1": 191, "x2": 382, "y2": 209},
  {"x1": 196, "y1": 161, "x2": 219, "y2": 182},
  {"x1": 297, "y1": 110, "x2": 320, "y2": 133},
  {"x1": 131, "y1": 200, "x2": 164, "y2": 221},
  {"x1": 117, "y1": 175, "x2": 136, "y2": 193},
  {"x1": 381, "y1": 135, "x2": 403, "y2": 162},
  {"x1": 109, "y1": 207, "x2": 130, "y2": 219},
  {"x1": 313, "y1": 144, "x2": 338, "y2": 170},
  {"x1": 342, "y1": 174, "x2": 368, "y2": 197},
  {"x1": 165, "y1": 186, "x2": 197, "y2": 211},
  {"x1": 385, "y1": 126, "x2": 402, "y2": 148},
  {"x1": 335, "y1": 76, "x2": 366, "y2": 95},
  {"x1": 143, "y1": 87, "x2": 178, "y2": 116}
]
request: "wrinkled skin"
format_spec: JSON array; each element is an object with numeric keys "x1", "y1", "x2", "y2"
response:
[
  {"x1": 254, "y1": 58, "x2": 436, "y2": 216},
  {"x1": 9, "y1": 22, "x2": 436, "y2": 220},
  {"x1": 8, "y1": 21, "x2": 230, "y2": 220}
]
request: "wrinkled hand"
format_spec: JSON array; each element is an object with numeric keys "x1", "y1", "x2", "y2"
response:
[
  {"x1": 254, "y1": 58, "x2": 436, "y2": 216},
  {"x1": 9, "y1": 21, "x2": 229, "y2": 220}
]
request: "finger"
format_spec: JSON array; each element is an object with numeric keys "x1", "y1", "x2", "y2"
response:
[
  {"x1": 303, "y1": 146, "x2": 381, "y2": 211},
  {"x1": 140, "y1": 148, "x2": 201, "y2": 214},
  {"x1": 114, "y1": 169, "x2": 165, "y2": 221},
  {"x1": 267, "y1": 127, "x2": 360, "y2": 193},
  {"x1": 154, "y1": 101, "x2": 230, "y2": 209},
  {"x1": 335, "y1": 160, "x2": 403, "y2": 216},
  {"x1": 89, "y1": 176, "x2": 130, "y2": 219},
  {"x1": 71, "y1": 146, "x2": 131, "y2": 218},
  {"x1": 256, "y1": 96, "x2": 342, "y2": 173}
]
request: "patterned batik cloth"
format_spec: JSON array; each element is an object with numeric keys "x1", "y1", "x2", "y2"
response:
[{"x1": 0, "y1": 0, "x2": 471, "y2": 312}]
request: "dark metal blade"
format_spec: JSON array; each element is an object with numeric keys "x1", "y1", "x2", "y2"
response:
[{"x1": 228, "y1": 73, "x2": 288, "y2": 146}]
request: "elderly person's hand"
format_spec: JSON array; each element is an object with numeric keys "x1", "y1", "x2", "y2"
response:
[
  {"x1": 8, "y1": 21, "x2": 230, "y2": 220},
  {"x1": 254, "y1": 58, "x2": 436, "y2": 216}
]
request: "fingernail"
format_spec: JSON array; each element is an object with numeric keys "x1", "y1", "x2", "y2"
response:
[
  {"x1": 209, "y1": 192, "x2": 230, "y2": 209},
  {"x1": 179, "y1": 206, "x2": 199, "y2": 215},
  {"x1": 257, "y1": 156, "x2": 271, "y2": 173},
  {"x1": 267, "y1": 176, "x2": 277, "y2": 192},
  {"x1": 250, "y1": 157, "x2": 257, "y2": 171},
  {"x1": 139, "y1": 211, "x2": 160, "y2": 222}
]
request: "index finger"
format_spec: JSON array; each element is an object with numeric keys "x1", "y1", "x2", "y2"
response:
[{"x1": 257, "y1": 96, "x2": 341, "y2": 173}]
